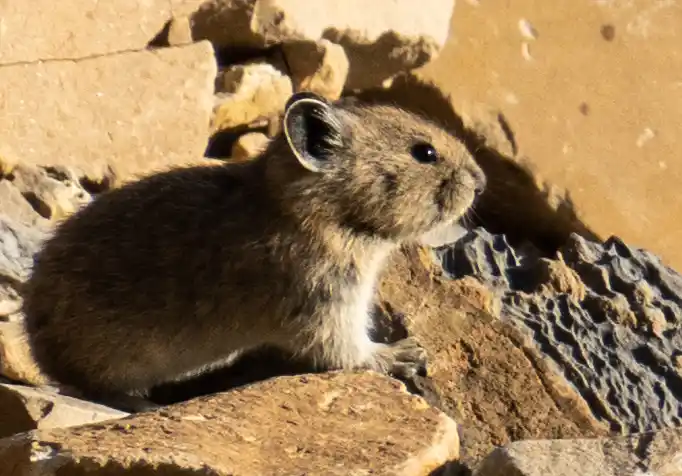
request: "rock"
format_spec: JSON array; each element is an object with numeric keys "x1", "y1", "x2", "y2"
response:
[
  {"x1": 7, "y1": 165, "x2": 92, "y2": 221},
  {"x1": 283, "y1": 39, "x2": 349, "y2": 100},
  {"x1": 0, "y1": 0, "x2": 172, "y2": 65},
  {"x1": 0, "y1": 42, "x2": 217, "y2": 183},
  {"x1": 418, "y1": 0, "x2": 682, "y2": 271},
  {"x1": 0, "y1": 214, "x2": 47, "y2": 289},
  {"x1": 212, "y1": 61, "x2": 293, "y2": 133},
  {"x1": 473, "y1": 427, "x2": 682, "y2": 476},
  {"x1": 231, "y1": 132, "x2": 270, "y2": 161},
  {"x1": 0, "y1": 181, "x2": 47, "y2": 229},
  {"x1": 378, "y1": 246, "x2": 608, "y2": 467},
  {"x1": 434, "y1": 227, "x2": 682, "y2": 434},
  {"x1": 0, "y1": 323, "x2": 46, "y2": 386},
  {"x1": 0, "y1": 372, "x2": 460, "y2": 474},
  {"x1": 167, "y1": 16, "x2": 194, "y2": 46},
  {"x1": 0, "y1": 382, "x2": 127, "y2": 440},
  {"x1": 187, "y1": 0, "x2": 455, "y2": 90}
]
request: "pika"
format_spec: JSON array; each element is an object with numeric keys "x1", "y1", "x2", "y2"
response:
[{"x1": 21, "y1": 92, "x2": 486, "y2": 411}]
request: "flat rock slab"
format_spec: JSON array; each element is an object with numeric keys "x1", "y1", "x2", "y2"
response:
[
  {"x1": 0, "y1": 41, "x2": 217, "y2": 182},
  {"x1": 0, "y1": 0, "x2": 172, "y2": 65},
  {"x1": 0, "y1": 382, "x2": 128, "y2": 440},
  {"x1": 473, "y1": 427, "x2": 682, "y2": 476},
  {"x1": 0, "y1": 372, "x2": 460, "y2": 475}
]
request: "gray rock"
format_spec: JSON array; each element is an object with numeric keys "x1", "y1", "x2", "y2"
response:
[
  {"x1": 473, "y1": 426, "x2": 682, "y2": 476},
  {"x1": 434, "y1": 228, "x2": 682, "y2": 434}
]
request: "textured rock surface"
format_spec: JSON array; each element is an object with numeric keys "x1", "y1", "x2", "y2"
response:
[
  {"x1": 0, "y1": 42, "x2": 217, "y2": 183},
  {"x1": 435, "y1": 227, "x2": 682, "y2": 435},
  {"x1": 378, "y1": 247, "x2": 608, "y2": 466},
  {"x1": 7, "y1": 165, "x2": 92, "y2": 222},
  {"x1": 419, "y1": 0, "x2": 682, "y2": 271},
  {"x1": 0, "y1": 372, "x2": 460, "y2": 475},
  {"x1": 473, "y1": 427, "x2": 682, "y2": 476},
  {"x1": 0, "y1": 0, "x2": 172, "y2": 65},
  {"x1": 0, "y1": 164, "x2": 102, "y2": 322},
  {"x1": 212, "y1": 61, "x2": 292, "y2": 133},
  {"x1": 0, "y1": 382, "x2": 127, "y2": 440},
  {"x1": 283, "y1": 39, "x2": 350, "y2": 100},
  {"x1": 0, "y1": 215, "x2": 48, "y2": 322},
  {"x1": 188, "y1": 0, "x2": 454, "y2": 90}
]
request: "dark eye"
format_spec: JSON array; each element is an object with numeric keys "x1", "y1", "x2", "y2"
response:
[{"x1": 410, "y1": 142, "x2": 439, "y2": 164}]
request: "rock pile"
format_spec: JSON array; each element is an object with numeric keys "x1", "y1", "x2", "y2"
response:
[{"x1": 0, "y1": 1, "x2": 680, "y2": 475}]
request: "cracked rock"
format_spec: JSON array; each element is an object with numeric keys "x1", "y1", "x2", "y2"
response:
[
  {"x1": 0, "y1": 0, "x2": 173, "y2": 65},
  {"x1": 0, "y1": 42, "x2": 217, "y2": 183},
  {"x1": 0, "y1": 372, "x2": 460, "y2": 475},
  {"x1": 186, "y1": 0, "x2": 455, "y2": 90}
]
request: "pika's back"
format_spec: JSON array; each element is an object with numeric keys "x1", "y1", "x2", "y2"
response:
[{"x1": 23, "y1": 162, "x2": 271, "y2": 326}]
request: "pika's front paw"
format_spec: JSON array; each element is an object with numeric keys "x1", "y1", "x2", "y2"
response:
[{"x1": 373, "y1": 336, "x2": 428, "y2": 379}]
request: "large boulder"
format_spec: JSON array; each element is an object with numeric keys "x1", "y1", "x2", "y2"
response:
[
  {"x1": 0, "y1": 0, "x2": 172, "y2": 64},
  {"x1": 0, "y1": 372, "x2": 460, "y2": 475}
]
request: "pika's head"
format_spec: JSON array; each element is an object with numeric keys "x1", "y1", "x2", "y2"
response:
[{"x1": 277, "y1": 92, "x2": 486, "y2": 242}]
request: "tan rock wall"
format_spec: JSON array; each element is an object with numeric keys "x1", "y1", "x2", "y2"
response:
[{"x1": 420, "y1": 0, "x2": 682, "y2": 269}]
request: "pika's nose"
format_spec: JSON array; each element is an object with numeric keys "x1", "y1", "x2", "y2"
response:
[{"x1": 470, "y1": 165, "x2": 487, "y2": 196}]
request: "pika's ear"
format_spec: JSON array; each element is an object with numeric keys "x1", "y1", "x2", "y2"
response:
[{"x1": 283, "y1": 92, "x2": 345, "y2": 173}]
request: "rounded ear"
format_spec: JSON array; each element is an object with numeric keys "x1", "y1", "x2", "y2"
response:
[{"x1": 283, "y1": 92, "x2": 345, "y2": 173}]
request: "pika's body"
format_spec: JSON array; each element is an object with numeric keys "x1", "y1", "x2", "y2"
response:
[{"x1": 22, "y1": 93, "x2": 485, "y2": 410}]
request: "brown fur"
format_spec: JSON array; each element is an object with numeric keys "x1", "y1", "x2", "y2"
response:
[{"x1": 21, "y1": 93, "x2": 485, "y2": 410}]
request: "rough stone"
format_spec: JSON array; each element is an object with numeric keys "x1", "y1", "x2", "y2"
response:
[
  {"x1": 0, "y1": 42, "x2": 217, "y2": 183},
  {"x1": 0, "y1": 181, "x2": 47, "y2": 230},
  {"x1": 0, "y1": 0, "x2": 172, "y2": 65},
  {"x1": 8, "y1": 164, "x2": 92, "y2": 222},
  {"x1": 283, "y1": 39, "x2": 350, "y2": 100},
  {"x1": 419, "y1": 0, "x2": 682, "y2": 271},
  {"x1": 473, "y1": 427, "x2": 682, "y2": 476},
  {"x1": 0, "y1": 382, "x2": 127, "y2": 440},
  {"x1": 0, "y1": 214, "x2": 46, "y2": 290},
  {"x1": 0, "y1": 372, "x2": 460, "y2": 475},
  {"x1": 166, "y1": 16, "x2": 194, "y2": 46},
  {"x1": 231, "y1": 132, "x2": 270, "y2": 161},
  {"x1": 0, "y1": 323, "x2": 46, "y2": 386},
  {"x1": 187, "y1": 0, "x2": 455, "y2": 90},
  {"x1": 212, "y1": 61, "x2": 292, "y2": 133},
  {"x1": 378, "y1": 246, "x2": 608, "y2": 467},
  {"x1": 435, "y1": 227, "x2": 682, "y2": 435}
]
